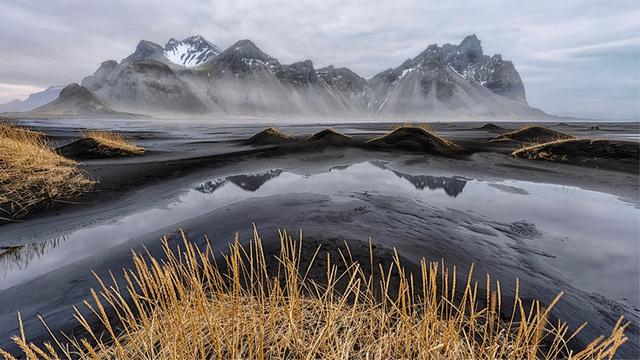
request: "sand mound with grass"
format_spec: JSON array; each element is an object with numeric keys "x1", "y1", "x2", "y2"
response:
[
  {"x1": 513, "y1": 138, "x2": 639, "y2": 173},
  {"x1": 244, "y1": 127, "x2": 295, "y2": 146},
  {"x1": 367, "y1": 126, "x2": 460, "y2": 155},
  {"x1": 1, "y1": 229, "x2": 628, "y2": 359},
  {"x1": 0, "y1": 124, "x2": 94, "y2": 219},
  {"x1": 493, "y1": 126, "x2": 574, "y2": 143},
  {"x1": 306, "y1": 128, "x2": 355, "y2": 145},
  {"x1": 474, "y1": 123, "x2": 505, "y2": 131},
  {"x1": 58, "y1": 130, "x2": 145, "y2": 159}
]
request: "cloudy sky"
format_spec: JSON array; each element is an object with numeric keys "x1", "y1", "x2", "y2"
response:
[{"x1": 1, "y1": 0, "x2": 638, "y2": 119}]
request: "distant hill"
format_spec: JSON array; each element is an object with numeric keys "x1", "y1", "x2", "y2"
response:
[
  {"x1": 26, "y1": 83, "x2": 138, "y2": 118},
  {"x1": 0, "y1": 86, "x2": 64, "y2": 112}
]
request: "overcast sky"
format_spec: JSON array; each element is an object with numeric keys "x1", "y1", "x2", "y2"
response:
[{"x1": 1, "y1": 0, "x2": 638, "y2": 119}]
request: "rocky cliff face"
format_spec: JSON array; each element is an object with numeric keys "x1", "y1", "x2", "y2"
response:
[
  {"x1": 79, "y1": 34, "x2": 544, "y2": 119},
  {"x1": 82, "y1": 59, "x2": 207, "y2": 114},
  {"x1": 367, "y1": 37, "x2": 541, "y2": 118},
  {"x1": 441, "y1": 35, "x2": 527, "y2": 103}
]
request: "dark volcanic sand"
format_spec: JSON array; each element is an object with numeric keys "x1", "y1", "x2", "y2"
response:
[{"x1": 0, "y1": 119, "x2": 638, "y2": 358}]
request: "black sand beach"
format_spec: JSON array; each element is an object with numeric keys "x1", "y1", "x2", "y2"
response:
[{"x1": 0, "y1": 119, "x2": 638, "y2": 357}]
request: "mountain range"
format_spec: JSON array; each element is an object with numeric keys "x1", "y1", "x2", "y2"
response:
[{"x1": 4, "y1": 35, "x2": 548, "y2": 119}]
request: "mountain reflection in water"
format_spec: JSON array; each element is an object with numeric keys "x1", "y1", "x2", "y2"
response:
[
  {"x1": 391, "y1": 171, "x2": 467, "y2": 197},
  {"x1": 195, "y1": 169, "x2": 284, "y2": 194},
  {"x1": 195, "y1": 164, "x2": 466, "y2": 197}
]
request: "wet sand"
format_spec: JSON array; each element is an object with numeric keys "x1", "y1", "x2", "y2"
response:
[{"x1": 0, "y1": 119, "x2": 638, "y2": 357}]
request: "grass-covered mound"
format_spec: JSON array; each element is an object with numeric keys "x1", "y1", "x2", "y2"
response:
[
  {"x1": 306, "y1": 128, "x2": 355, "y2": 145},
  {"x1": 513, "y1": 138, "x2": 639, "y2": 173},
  {"x1": 368, "y1": 126, "x2": 460, "y2": 155},
  {"x1": 1, "y1": 229, "x2": 628, "y2": 359},
  {"x1": 244, "y1": 127, "x2": 295, "y2": 146},
  {"x1": 0, "y1": 124, "x2": 94, "y2": 220},
  {"x1": 493, "y1": 125, "x2": 574, "y2": 143},
  {"x1": 58, "y1": 130, "x2": 145, "y2": 159}
]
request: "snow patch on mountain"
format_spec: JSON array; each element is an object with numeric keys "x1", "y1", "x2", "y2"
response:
[{"x1": 163, "y1": 36, "x2": 221, "y2": 68}]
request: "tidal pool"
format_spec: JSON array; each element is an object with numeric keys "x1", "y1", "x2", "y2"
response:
[{"x1": 1, "y1": 161, "x2": 638, "y2": 307}]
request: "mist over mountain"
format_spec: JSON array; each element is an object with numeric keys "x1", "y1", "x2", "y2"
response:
[
  {"x1": 29, "y1": 83, "x2": 134, "y2": 117},
  {"x1": 61, "y1": 35, "x2": 547, "y2": 118}
]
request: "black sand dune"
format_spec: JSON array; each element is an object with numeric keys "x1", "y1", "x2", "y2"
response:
[
  {"x1": 513, "y1": 138, "x2": 639, "y2": 173},
  {"x1": 493, "y1": 126, "x2": 574, "y2": 143},
  {"x1": 473, "y1": 123, "x2": 505, "y2": 132},
  {"x1": 306, "y1": 129, "x2": 356, "y2": 145},
  {"x1": 244, "y1": 127, "x2": 295, "y2": 146},
  {"x1": 367, "y1": 127, "x2": 460, "y2": 155},
  {"x1": 57, "y1": 138, "x2": 143, "y2": 160}
]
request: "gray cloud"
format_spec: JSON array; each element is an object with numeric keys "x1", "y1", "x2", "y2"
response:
[{"x1": 0, "y1": 0, "x2": 638, "y2": 119}]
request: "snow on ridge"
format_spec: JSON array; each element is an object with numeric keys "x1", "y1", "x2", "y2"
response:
[{"x1": 163, "y1": 37, "x2": 221, "y2": 68}]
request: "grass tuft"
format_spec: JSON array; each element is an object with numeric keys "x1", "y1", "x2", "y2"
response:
[
  {"x1": 82, "y1": 130, "x2": 145, "y2": 156},
  {"x1": 0, "y1": 124, "x2": 94, "y2": 220},
  {"x1": 1, "y1": 229, "x2": 628, "y2": 359}
]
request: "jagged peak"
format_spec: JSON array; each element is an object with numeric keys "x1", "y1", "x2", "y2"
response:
[
  {"x1": 135, "y1": 40, "x2": 163, "y2": 51},
  {"x1": 220, "y1": 39, "x2": 275, "y2": 62},
  {"x1": 459, "y1": 34, "x2": 483, "y2": 57},
  {"x1": 229, "y1": 39, "x2": 260, "y2": 52},
  {"x1": 165, "y1": 35, "x2": 216, "y2": 48},
  {"x1": 288, "y1": 60, "x2": 314, "y2": 68}
]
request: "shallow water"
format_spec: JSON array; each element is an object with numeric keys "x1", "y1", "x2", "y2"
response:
[{"x1": 1, "y1": 161, "x2": 638, "y2": 307}]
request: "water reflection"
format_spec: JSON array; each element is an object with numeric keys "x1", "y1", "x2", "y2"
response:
[
  {"x1": 391, "y1": 171, "x2": 467, "y2": 197},
  {"x1": 227, "y1": 170, "x2": 284, "y2": 191},
  {"x1": 195, "y1": 170, "x2": 284, "y2": 194},
  {"x1": 0, "y1": 237, "x2": 67, "y2": 275},
  {"x1": 1, "y1": 161, "x2": 637, "y2": 305},
  {"x1": 195, "y1": 164, "x2": 466, "y2": 197}
]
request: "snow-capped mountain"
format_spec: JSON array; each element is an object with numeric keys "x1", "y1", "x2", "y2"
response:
[
  {"x1": 0, "y1": 86, "x2": 64, "y2": 113},
  {"x1": 164, "y1": 35, "x2": 221, "y2": 67},
  {"x1": 81, "y1": 34, "x2": 547, "y2": 118},
  {"x1": 122, "y1": 35, "x2": 220, "y2": 68}
]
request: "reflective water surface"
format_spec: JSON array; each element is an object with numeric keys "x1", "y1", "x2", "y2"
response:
[{"x1": 1, "y1": 161, "x2": 638, "y2": 306}]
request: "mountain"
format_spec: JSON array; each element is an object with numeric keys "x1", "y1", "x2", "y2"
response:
[
  {"x1": 28, "y1": 83, "x2": 134, "y2": 117},
  {"x1": 0, "y1": 86, "x2": 64, "y2": 112},
  {"x1": 368, "y1": 36, "x2": 544, "y2": 118},
  {"x1": 441, "y1": 35, "x2": 526, "y2": 103},
  {"x1": 79, "y1": 34, "x2": 547, "y2": 119},
  {"x1": 122, "y1": 35, "x2": 220, "y2": 68}
]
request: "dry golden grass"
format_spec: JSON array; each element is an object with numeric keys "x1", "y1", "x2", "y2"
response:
[
  {"x1": 512, "y1": 138, "x2": 575, "y2": 161},
  {"x1": 0, "y1": 124, "x2": 94, "y2": 219},
  {"x1": 260, "y1": 127, "x2": 293, "y2": 139},
  {"x1": 82, "y1": 130, "x2": 145, "y2": 156},
  {"x1": 0, "y1": 229, "x2": 628, "y2": 359}
]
